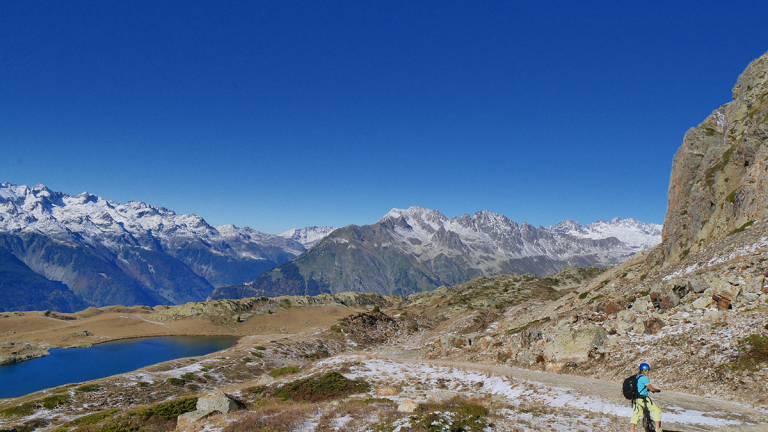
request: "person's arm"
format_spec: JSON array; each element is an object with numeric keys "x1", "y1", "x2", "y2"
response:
[{"x1": 646, "y1": 383, "x2": 661, "y2": 393}]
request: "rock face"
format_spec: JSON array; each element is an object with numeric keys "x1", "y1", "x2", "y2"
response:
[
  {"x1": 214, "y1": 207, "x2": 660, "y2": 299},
  {"x1": 663, "y1": 50, "x2": 768, "y2": 264},
  {"x1": 542, "y1": 324, "x2": 607, "y2": 363}
]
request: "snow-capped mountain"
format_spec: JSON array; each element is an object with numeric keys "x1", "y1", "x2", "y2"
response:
[
  {"x1": 279, "y1": 226, "x2": 337, "y2": 248},
  {"x1": 547, "y1": 218, "x2": 662, "y2": 251},
  {"x1": 377, "y1": 207, "x2": 660, "y2": 264},
  {"x1": 0, "y1": 183, "x2": 304, "y2": 258},
  {"x1": 0, "y1": 182, "x2": 306, "y2": 311},
  {"x1": 211, "y1": 206, "x2": 662, "y2": 299}
]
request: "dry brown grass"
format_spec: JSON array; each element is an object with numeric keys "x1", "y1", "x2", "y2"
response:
[
  {"x1": 224, "y1": 404, "x2": 315, "y2": 432},
  {"x1": 0, "y1": 305, "x2": 361, "y2": 352}
]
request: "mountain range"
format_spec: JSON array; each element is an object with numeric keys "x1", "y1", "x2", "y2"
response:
[
  {"x1": 0, "y1": 183, "x2": 316, "y2": 311},
  {"x1": 210, "y1": 206, "x2": 661, "y2": 299},
  {"x1": 0, "y1": 183, "x2": 660, "y2": 312}
]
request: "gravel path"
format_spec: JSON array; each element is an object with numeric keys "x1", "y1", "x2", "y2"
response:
[{"x1": 375, "y1": 352, "x2": 768, "y2": 431}]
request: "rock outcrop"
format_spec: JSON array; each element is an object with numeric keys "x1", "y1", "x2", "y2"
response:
[
  {"x1": 177, "y1": 391, "x2": 240, "y2": 431},
  {"x1": 663, "y1": 50, "x2": 768, "y2": 264}
]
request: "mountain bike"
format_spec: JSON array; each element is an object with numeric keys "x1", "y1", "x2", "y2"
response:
[{"x1": 641, "y1": 399, "x2": 657, "y2": 432}]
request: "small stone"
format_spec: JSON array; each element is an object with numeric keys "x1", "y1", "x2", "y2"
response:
[
  {"x1": 397, "y1": 399, "x2": 419, "y2": 413},
  {"x1": 375, "y1": 386, "x2": 398, "y2": 396}
]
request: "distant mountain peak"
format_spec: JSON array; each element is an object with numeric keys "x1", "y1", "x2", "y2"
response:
[{"x1": 279, "y1": 226, "x2": 336, "y2": 248}]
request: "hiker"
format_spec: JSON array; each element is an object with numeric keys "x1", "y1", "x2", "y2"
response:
[{"x1": 630, "y1": 362, "x2": 662, "y2": 432}]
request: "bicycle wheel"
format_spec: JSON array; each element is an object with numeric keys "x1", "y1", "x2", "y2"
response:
[{"x1": 642, "y1": 408, "x2": 656, "y2": 432}]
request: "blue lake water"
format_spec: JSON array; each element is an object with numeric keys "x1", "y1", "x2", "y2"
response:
[{"x1": 0, "y1": 336, "x2": 239, "y2": 399}]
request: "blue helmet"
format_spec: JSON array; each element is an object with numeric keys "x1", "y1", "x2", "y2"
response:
[{"x1": 639, "y1": 362, "x2": 651, "y2": 371}]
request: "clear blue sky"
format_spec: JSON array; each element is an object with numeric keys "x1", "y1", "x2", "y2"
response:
[{"x1": 2, "y1": 1, "x2": 767, "y2": 233}]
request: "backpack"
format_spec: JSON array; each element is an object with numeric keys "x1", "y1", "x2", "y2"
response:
[{"x1": 622, "y1": 374, "x2": 640, "y2": 400}]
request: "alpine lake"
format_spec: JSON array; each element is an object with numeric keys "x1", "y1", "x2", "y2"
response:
[{"x1": 0, "y1": 336, "x2": 239, "y2": 399}]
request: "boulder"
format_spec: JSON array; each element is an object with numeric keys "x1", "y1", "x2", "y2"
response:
[
  {"x1": 633, "y1": 300, "x2": 649, "y2": 313},
  {"x1": 397, "y1": 399, "x2": 419, "y2": 413},
  {"x1": 196, "y1": 390, "x2": 239, "y2": 414},
  {"x1": 692, "y1": 297, "x2": 714, "y2": 309},
  {"x1": 711, "y1": 278, "x2": 741, "y2": 310},
  {"x1": 632, "y1": 322, "x2": 646, "y2": 334},
  {"x1": 660, "y1": 292, "x2": 680, "y2": 310},
  {"x1": 437, "y1": 335, "x2": 457, "y2": 349},
  {"x1": 616, "y1": 310, "x2": 635, "y2": 323},
  {"x1": 255, "y1": 374, "x2": 275, "y2": 386},
  {"x1": 177, "y1": 390, "x2": 240, "y2": 429},
  {"x1": 689, "y1": 279, "x2": 708, "y2": 294},
  {"x1": 617, "y1": 321, "x2": 632, "y2": 333},
  {"x1": 452, "y1": 336, "x2": 470, "y2": 348},
  {"x1": 746, "y1": 276, "x2": 765, "y2": 294},
  {"x1": 520, "y1": 328, "x2": 543, "y2": 349},
  {"x1": 542, "y1": 324, "x2": 607, "y2": 363},
  {"x1": 478, "y1": 336, "x2": 495, "y2": 349}
]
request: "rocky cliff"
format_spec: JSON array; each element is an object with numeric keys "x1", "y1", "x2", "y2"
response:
[{"x1": 663, "y1": 50, "x2": 768, "y2": 264}]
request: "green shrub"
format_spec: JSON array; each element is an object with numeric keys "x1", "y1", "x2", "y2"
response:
[
  {"x1": 181, "y1": 373, "x2": 197, "y2": 381},
  {"x1": 728, "y1": 220, "x2": 755, "y2": 236},
  {"x1": 97, "y1": 423, "x2": 139, "y2": 432},
  {"x1": 253, "y1": 345, "x2": 267, "y2": 350},
  {"x1": 730, "y1": 334, "x2": 768, "y2": 371},
  {"x1": 269, "y1": 365, "x2": 300, "y2": 378},
  {"x1": 136, "y1": 397, "x2": 198, "y2": 420},
  {"x1": 42, "y1": 394, "x2": 71, "y2": 409},
  {"x1": 578, "y1": 291, "x2": 589, "y2": 300},
  {"x1": 138, "y1": 381, "x2": 151, "y2": 388},
  {"x1": 0, "y1": 402, "x2": 37, "y2": 417},
  {"x1": 275, "y1": 372, "x2": 370, "y2": 402},
  {"x1": 58, "y1": 408, "x2": 119, "y2": 428},
  {"x1": 167, "y1": 378, "x2": 186, "y2": 387},
  {"x1": 371, "y1": 305, "x2": 381, "y2": 313},
  {"x1": 76, "y1": 384, "x2": 102, "y2": 393},
  {"x1": 246, "y1": 385, "x2": 267, "y2": 395}
]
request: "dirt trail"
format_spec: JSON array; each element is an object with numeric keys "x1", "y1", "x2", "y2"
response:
[{"x1": 374, "y1": 351, "x2": 768, "y2": 432}]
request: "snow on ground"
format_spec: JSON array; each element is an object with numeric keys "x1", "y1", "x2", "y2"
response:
[{"x1": 315, "y1": 355, "x2": 740, "y2": 429}]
